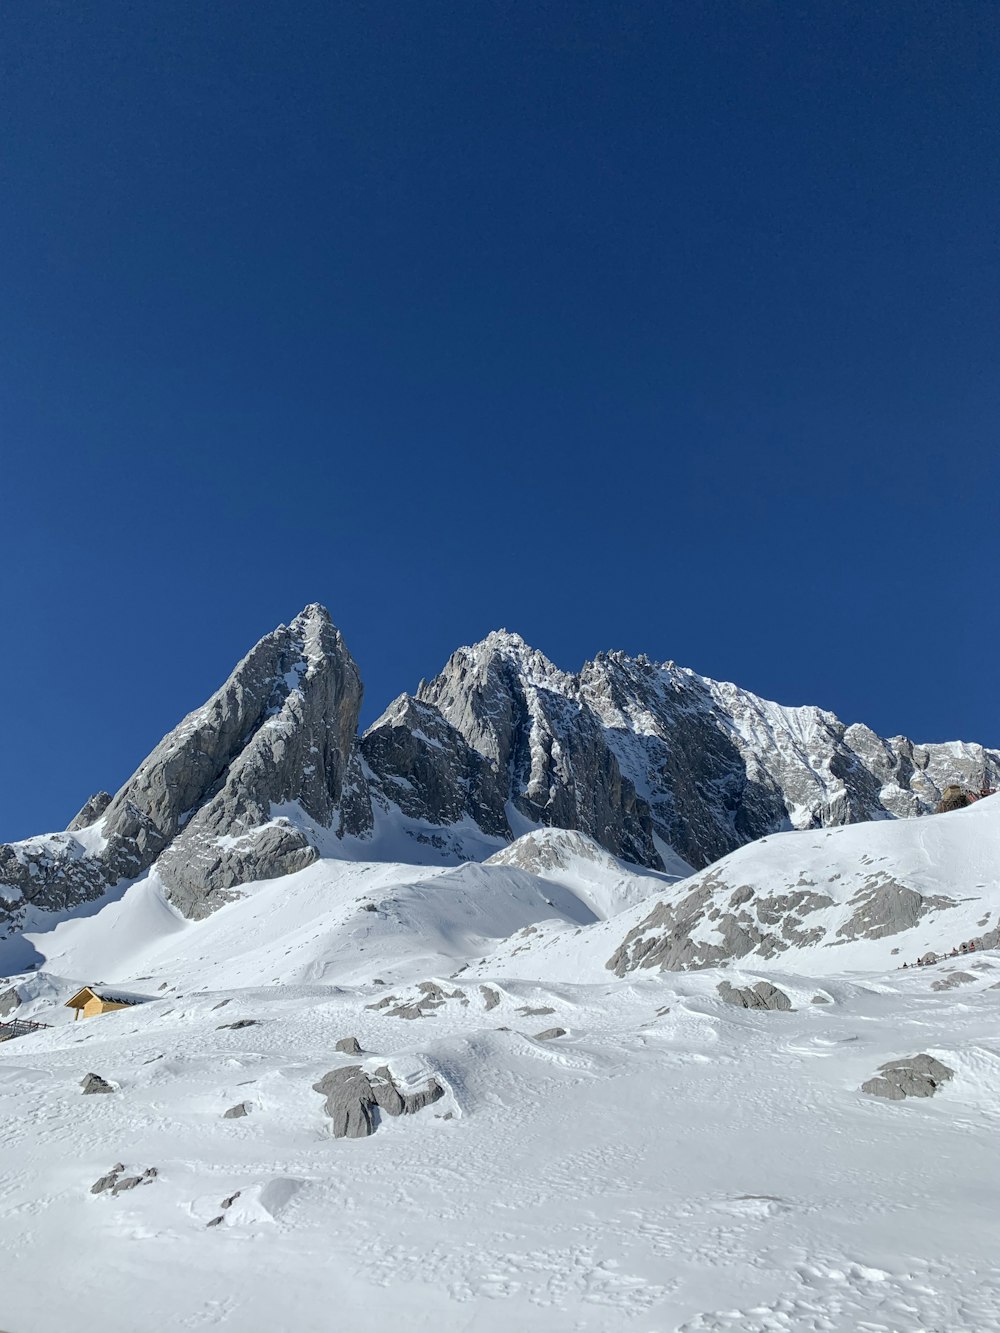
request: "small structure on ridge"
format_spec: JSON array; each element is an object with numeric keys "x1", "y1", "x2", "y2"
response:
[{"x1": 65, "y1": 986, "x2": 151, "y2": 1021}]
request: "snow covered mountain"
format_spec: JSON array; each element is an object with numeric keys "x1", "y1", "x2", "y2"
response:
[
  {"x1": 0, "y1": 605, "x2": 365, "y2": 932},
  {"x1": 1, "y1": 603, "x2": 997, "y2": 941},
  {"x1": 368, "y1": 626, "x2": 999, "y2": 874},
  {"x1": 606, "y1": 794, "x2": 1000, "y2": 977},
  {"x1": 3, "y1": 789, "x2": 1000, "y2": 1330},
  {"x1": 0, "y1": 602, "x2": 997, "y2": 1332}
]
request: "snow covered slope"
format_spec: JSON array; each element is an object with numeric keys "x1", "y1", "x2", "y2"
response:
[
  {"x1": 606, "y1": 793, "x2": 1000, "y2": 977},
  {"x1": 0, "y1": 830, "x2": 665, "y2": 1000},
  {"x1": 3, "y1": 803, "x2": 1000, "y2": 1331}
]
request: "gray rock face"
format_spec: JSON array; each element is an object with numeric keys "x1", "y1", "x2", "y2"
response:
[
  {"x1": 604, "y1": 811, "x2": 1000, "y2": 977},
  {"x1": 835, "y1": 878, "x2": 952, "y2": 942},
  {"x1": 335, "y1": 1036, "x2": 364, "y2": 1055},
  {"x1": 91, "y1": 1163, "x2": 156, "y2": 1194},
  {"x1": 861, "y1": 1054, "x2": 954, "y2": 1101},
  {"x1": 416, "y1": 633, "x2": 660, "y2": 867},
  {"x1": 111, "y1": 1171, "x2": 154, "y2": 1194},
  {"x1": 368, "y1": 1065, "x2": 406, "y2": 1117},
  {"x1": 718, "y1": 981, "x2": 792, "y2": 1011},
  {"x1": 578, "y1": 653, "x2": 1000, "y2": 869},
  {"x1": 0, "y1": 987, "x2": 21, "y2": 1018},
  {"x1": 607, "y1": 867, "x2": 833, "y2": 975},
  {"x1": 930, "y1": 971, "x2": 977, "y2": 992},
  {"x1": 67, "y1": 791, "x2": 112, "y2": 831},
  {"x1": 313, "y1": 1063, "x2": 444, "y2": 1137},
  {"x1": 223, "y1": 1102, "x2": 250, "y2": 1119},
  {"x1": 0, "y1": 604, "x2": 364, "y2": 928},
  {"x1": 392, "y1": 1071, "x2": 444, "y2": 1115},
  {"x1": 366, "y1": 981, "x2": 469, "y2": 1020},
  {"x1": 3, "y1": 612, "x2": 996, "y2": 939},
  {"x1": 80, "y1": 1073, "x2": 114, "y2": 1094},
  {"x1": 361, "y1": 695, "x2": 509, "y2": 841},
  {"x1": 534, "y1": 1027, "x2": 567, "y2": 1040},
  {"x1": 313, "y1": 1066, "x2": 377, "y2": 1138},
  {"x1": 377, "y1": 632, "x2": 1000, "y2": 873},
  {"x1": 154, "y1": 605, "x2": 363, "y2": 918}
]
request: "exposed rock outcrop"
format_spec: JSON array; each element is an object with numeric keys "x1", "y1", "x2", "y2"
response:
[
  {"x1": 606, "y1": 799, "x2": 1000, "y2": 976},
  {"x1": 366, "y1": 981, "x2": 469, "y2": 1020},
  {"x1": 607, "y1": 868, "x2": 827, "y2": 975},
  {"x1": 361, "y1": 695, "x2": 509, "y2": 840},
  {"x1": 90, "y1": 1163, "x2": 157, "y2": 1194},
  {"x1": 80, "y1": 1073, "x2": 114, "y2": 1094},
  {"x1": 861, "y1": 1054, "x2": 954, "y2": 1101},
  {"x1": 390, "y1": 633, "x2": 1000, "y2": 873},
  {"x1": 67, "y1": 792, "x2": 112, "y2": 832},
  {"x1": 312, "y1": 1063, "x2": 444, "y2": 1137},
  {"x1": 313, "y1": 1066, "x2": 377, "y2": 1138},
  {"x1": 931, "y1": 971, "x2": 976, "y2": 992},
  {"x1": 718, "y1": 981, "x2": 792, "y2": 1011}
]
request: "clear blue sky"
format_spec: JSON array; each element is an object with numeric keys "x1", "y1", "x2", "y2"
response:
[{"x1": 2, "y1": 1, "x2": 998, "y2": 841}]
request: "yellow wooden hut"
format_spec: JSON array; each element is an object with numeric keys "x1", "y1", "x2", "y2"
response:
[{"x1": 65, "y1": 986, "x2": 150, "y2": 1021}]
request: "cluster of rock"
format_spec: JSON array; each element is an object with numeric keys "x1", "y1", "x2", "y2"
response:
[
  {"x1": 365, "y1": 980, "x2": 469, "y2": 1020},
  {"x1": 80, "y1": 1072, "x2": 115, "y2": 1095},
  {"x1": 3, "y1": 602, "x2": 997, "y2": 931},
  {"x1": 861, "y1": 1054, "x2": 954, "y2": 1101},
  {"x1": 931, "y1": 970, "x2": 978, "y2": 992},
  {"x1": 718, "y1": 980, "x2": 792, "y2": 1011},
  {"x1": 91, "y1": 1163, "x2": 157, "y2": 1195},
  {"x1": 604, "y1": 839, "x2": 991, "y2": 977},
  {"x1": 312, "y1": 1063, "x2": 444, "y2": 1138},
  {"x1": 206, "y1": 1190, "x2": 242, "y2": 1227}
]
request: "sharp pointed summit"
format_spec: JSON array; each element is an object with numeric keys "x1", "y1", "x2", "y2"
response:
[{"x1": 1, "y1": 608, "x2": 997, "y2": 943}]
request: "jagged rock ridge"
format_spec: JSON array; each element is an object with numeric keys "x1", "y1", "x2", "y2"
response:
[
  {"x1": 0, "y1": 605, "x2": 362, "y2": 926},
  {"x1": 373, "y1": 630, "x2": 999, "y2": 871},
  {"x1": 1, "y1": 605, "x2": 997, "y2": 931}
]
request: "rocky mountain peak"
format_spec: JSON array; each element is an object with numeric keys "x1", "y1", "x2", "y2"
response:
[
  {"x1": 2, "y1": 608, "x2": 998, "y2": 940},
  {"x1": 66, "y1": 791, "x2": 112, "y2": 832},
  {"x1": 432, "y1": 630, "x2": 572, "y2": 698},
  {"x1": 413, "y1": 634, "x2": 659, "y2": 868},
  {"x1": 0, "y1": 604, "x2": 365, "y2": 929}
]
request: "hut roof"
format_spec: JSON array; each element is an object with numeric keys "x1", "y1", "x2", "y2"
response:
[{"x1": 65, "y1": 986, "x2": 152, "y2": 1009}]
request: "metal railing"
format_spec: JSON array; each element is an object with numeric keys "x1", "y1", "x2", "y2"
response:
[{"x1": 0, "y1": 1018, "x2": 51, "y2": 1041}]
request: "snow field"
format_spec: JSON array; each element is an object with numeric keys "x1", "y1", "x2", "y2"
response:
[{"x1": 1, "y1": 818, "x2": 1000, "y2": 1331}]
